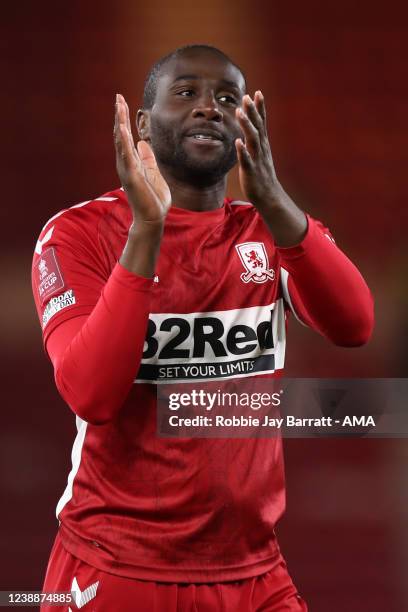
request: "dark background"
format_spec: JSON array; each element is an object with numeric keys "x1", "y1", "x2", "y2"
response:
[{"x1": 1, "y1": 1, "x2": 407, "y2": 610}]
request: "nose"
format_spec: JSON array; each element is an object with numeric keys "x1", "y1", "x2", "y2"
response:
[{"x1": 192, "y1": 93, "x2": 223, "y2": 122}]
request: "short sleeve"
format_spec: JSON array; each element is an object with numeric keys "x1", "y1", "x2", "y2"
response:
[{"x1": 31, "y1": 208, "x2": 110, "y2": 345}]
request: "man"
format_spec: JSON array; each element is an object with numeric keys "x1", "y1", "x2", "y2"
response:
[{"x1": 32, "y1": 44, "x2": 373, "y2": 611}]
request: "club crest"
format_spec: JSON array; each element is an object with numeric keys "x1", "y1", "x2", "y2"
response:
[{"x1": 236, "y1": 242, "x2": 275, "y2": 284}]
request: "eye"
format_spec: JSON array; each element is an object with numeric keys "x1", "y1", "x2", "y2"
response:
[
  {"x1": 218, "y1": 95, "x2": 237, "y2": 105},
  {"x1": 178, "y1": 89, "x2": 194, "y2": 97}
]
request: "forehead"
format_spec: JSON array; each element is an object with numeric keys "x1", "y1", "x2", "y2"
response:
[{"x1": 157, "y1": 51, "x2": 245, "y2": 93}]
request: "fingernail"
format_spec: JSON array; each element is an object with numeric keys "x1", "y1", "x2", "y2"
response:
[{"x1": 116, "y1": 93, "x2": 120, "y2": 103}]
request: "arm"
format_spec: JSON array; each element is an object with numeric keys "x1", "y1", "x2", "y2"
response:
[
  {"x1": 33, "y1": 95, "x2": 171, "y2": 425},
  {"x1": 277, "y1": 216, "x2": 374, "y2": 346},
  {"x1": 46, "y1": 263, "x2": 153, "y2": 425},
  {"x1": 235, "y1": 91, "x2": 374, "y2": 346}
]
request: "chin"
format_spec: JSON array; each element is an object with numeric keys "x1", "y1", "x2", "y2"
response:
[{"x1": 187, "y1": 154, "x2": 237, "y2": 177}]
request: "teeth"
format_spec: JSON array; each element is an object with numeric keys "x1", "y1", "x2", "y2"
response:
[{"x1": 193, "y1": 134, "x2": 214, "y2": 140}]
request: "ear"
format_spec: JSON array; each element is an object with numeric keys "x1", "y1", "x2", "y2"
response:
[{"x1": 136, "y1": 109, "x2": 151, "y2": 141}]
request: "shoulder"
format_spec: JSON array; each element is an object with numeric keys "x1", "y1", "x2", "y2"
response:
[{"x1": 34, "y1": 187, "x2": 126, "y2": 255}]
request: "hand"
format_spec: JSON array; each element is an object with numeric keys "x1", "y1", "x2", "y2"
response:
[
  {"x1": 235, "y1": 91, "x2": 281, "y2": 210},
  {"x1": 114, "y1": 93, "x2": 171, "y2": 224},
  {"x1": 235, "y1": 91, "x2": 307, "y2": 246}
]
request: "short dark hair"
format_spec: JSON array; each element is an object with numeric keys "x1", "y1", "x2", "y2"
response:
[{"x1": 142, "y1": 44, "x2": 247, "y2": 110}]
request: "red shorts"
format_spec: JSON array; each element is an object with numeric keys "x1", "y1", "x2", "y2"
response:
[{"x1": 41, "y1": 531, "x2": 308, "y2": 611}]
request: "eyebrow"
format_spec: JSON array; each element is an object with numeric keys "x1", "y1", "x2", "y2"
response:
[{"x1": 170, "y1": 74, "x2": 242, "y2": 92}]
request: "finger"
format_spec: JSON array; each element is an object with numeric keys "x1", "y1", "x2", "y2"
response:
[
  {"x1": 114, "y1": 94, "x2": 125, "y2": 136},
  {"x1": 236, "y1": 107, "x2": 260, "y2": 159},
  {"x1": 115, "y1": 95, "x2": 142, "y2": 172},
  {"x1": 117, "y1": 96, "x2": 137, "y2": 152},
  {"x1": 115, "y1": 95, "x2": 130, "y2": 140},
  {"x1": 114, "y1": 96, "x2": 128, "y2": 144},
  {"x1": 242, "y1": 94, "x2": 265, "y2": 135},
  {"x1": 118, "y1": 93, "x2": 133, "y2": 136},
  {"x1": 114, "y1": 96, "x2": 121, "y2": 145},
  {"x1": 253, "y1": 90, "x2": 273, "y2": 162},
  {"x1": 114, "y1": 97, "x2": 125, "y2": 157},
  {"x1": 254, "y1": 91, "x2": 267, "y2": 128},
  {"x1": 244, "y1": 90, "x2": 271, "y2": 157},
  {"x1": 118, "y1": 125, "x2": 138, "y2": 167},
  {"x1": 235, "y1": 138, "x2": 253, "y2": 170},
  {"x1": 115, "y1": 94, "x2": 126, "y2": 129}
]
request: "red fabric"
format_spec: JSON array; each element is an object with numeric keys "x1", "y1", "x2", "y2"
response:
[
  {"x1": 31, "y1": 189, "x2": 373, "y2": 583},
  {"x1": 278, "y1": 215, "x2": 374, "y2": 346},
  {"x1": 48, "y1": 263, "x2": 153, "y2": 424},
  {"x1": 41, "y1": 530, "x2": 308, "y2": 612},
  {"x1": 44, "y1": 213, "x2": 374, "y2": 425}
]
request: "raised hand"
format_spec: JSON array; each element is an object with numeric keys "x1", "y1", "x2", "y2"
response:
[
  {"x1": 235, "y1": 91, "x2": 307, "y2": 246},
  {"x1": 114, "y1": 93, "x2": 171, "y2": 224},
  {"x1": 235, "y1": 91, "x2": 280, "y2": 211},
  {"x1": 114, "y1": 94, "x2": 170, "y2": 277}
]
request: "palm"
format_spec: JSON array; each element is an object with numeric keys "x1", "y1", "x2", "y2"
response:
[
  {"x1": 238, "y1": 163, "x2": 254, "y2": 203},
  {"x1": 130, "y1": 140, "x2": 172, "y2": 221},
  {"x1": 114, "y1": 94, "x2": 171, "y2": 223}
]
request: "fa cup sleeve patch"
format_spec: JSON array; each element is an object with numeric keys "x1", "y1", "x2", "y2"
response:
[{"x1": 36, "y1": 247, "x2": 65, "y2": 305}]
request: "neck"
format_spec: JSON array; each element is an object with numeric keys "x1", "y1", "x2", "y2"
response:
[{"x1": 159, "y1": 168, "x2": 227, "y2": 212}]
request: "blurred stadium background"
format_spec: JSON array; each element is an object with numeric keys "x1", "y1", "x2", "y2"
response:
[{"x1": 1, "y1": 1, "x2": 407, "y2": 610}]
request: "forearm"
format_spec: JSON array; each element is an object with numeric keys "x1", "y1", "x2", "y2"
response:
[
  {"x1": 278, "y1": 216, "x2": 374, "y2": 346},
  {"x1": 256, "y1": 181, "x2": 308, "y2": 247},
  {"x1": 47, "y1": 262, "x2": 153, "y2": 425},
  {"x1": 254, "y1": 182, "x2": 373, "y2": 345},
  {"x1": 120, "y1": 220, "x2": 163, "y2": 277}
]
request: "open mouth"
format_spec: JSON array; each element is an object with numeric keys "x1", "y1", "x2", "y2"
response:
[
  {"x1": 191, "y1": 134, "x2": 220, "y2": 141},
  {"x1": 185, "y1": 127, "x2": 225, "y2": 144},
  {"x1": 185, "y1": 134, "x2": 223, "y2": 146}
]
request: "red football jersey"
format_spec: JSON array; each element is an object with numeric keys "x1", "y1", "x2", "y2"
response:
[{"x1": 31, "y1": 187, "x2": 373, "y2": 582}]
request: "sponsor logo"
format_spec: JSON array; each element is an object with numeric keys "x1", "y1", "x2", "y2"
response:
[
  {"x1": 37, "y1": 247, "x2": 65, "y2": 304},
  {"x1": 70, "y1": 576, "x2": 99, "y2": 609},
  {"x1": 42, "y1": 289, "x2": 76, "y2": 328},
  {"x1": 136, "y1": 300, "x2": 286, "y2": 383},
  {"x1": 236, "y1": 242, "x2": 275, "y2": 284}
]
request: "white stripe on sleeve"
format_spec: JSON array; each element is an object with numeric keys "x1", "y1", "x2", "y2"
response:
[{"x1": 280, "y1": 267, "x2": 308, "y2": 327}]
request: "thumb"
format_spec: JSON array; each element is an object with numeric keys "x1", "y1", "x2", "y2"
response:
[{"x1": 137, "y1": 140, "x2": 157, "y2": 170}]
